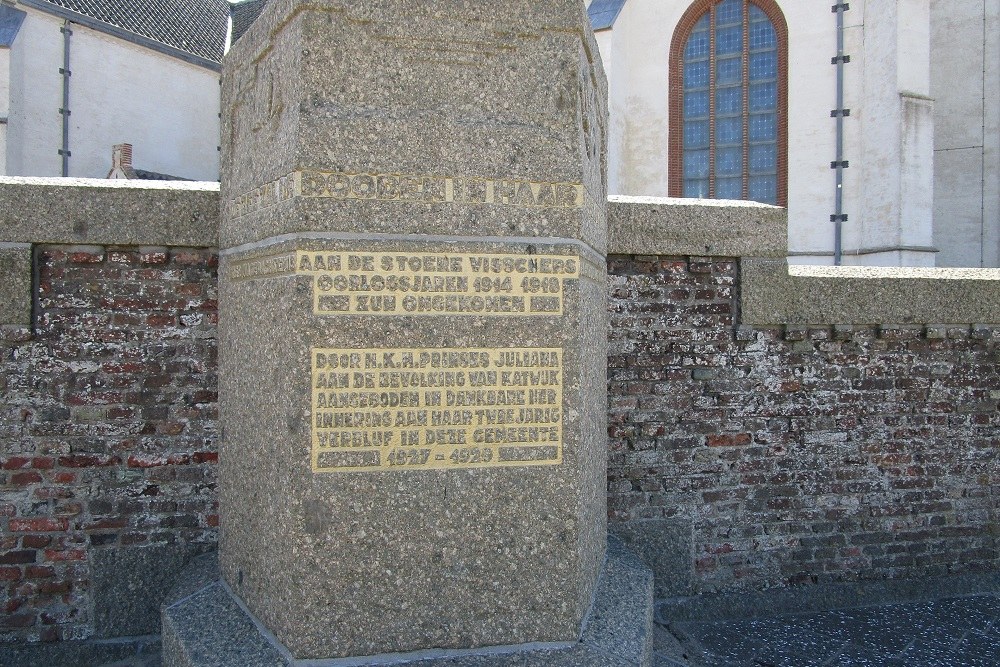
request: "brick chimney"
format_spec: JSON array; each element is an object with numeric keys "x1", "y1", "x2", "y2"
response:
[{"x1": 106, "y1": 143, "x2": 137, "y2": 179}]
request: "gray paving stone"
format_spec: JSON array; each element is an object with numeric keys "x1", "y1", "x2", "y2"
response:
[
  {"x1": 822, "y1": 645, "x2": 906, "y2": 667},
  {"x1": 662, "y1": 594, "x2": 1000, "y2": 667},
  {"x1": 895, "y1": 626, "x2": 964, "y2": 665},
  {"x1": 951, "y1": 631, "x2": 1000, "y2": 666},
  {"x1": 919, "y1": 596, "x2": 1000, "y2": 634}
]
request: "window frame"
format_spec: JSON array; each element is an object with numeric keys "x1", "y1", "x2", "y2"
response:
[{"x1": 668, "y1": 0, "x2": 789, "y2": 207}]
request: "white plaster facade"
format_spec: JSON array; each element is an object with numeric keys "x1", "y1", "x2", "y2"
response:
[
  {"x1": 591, "y1": 0, "x2": 1000, "y2": 267},
  {"x1": 0, "y1": 47, "x2": 9, "y2": 168},
  {"x1": 1, "y1": 4, "x2": 220, "y2": 181}
]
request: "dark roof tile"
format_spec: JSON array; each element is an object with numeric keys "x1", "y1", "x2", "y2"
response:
[
  {"x1": 230, "y1": 0, "x2": 268, "y2": 44},
  {"x1": 0, "y1": 5, "x2": 27, "y2": 47},
  {"x1": 30, "y1": 0, "x2": 228, "y2": 62},
  {"x1": 588, "y1": 0, "x2": 627, "y2": 31}
]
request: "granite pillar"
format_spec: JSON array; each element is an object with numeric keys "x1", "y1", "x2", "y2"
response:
[{"x1": 205, "y1": 0, "x2": 608, "y2": 661}]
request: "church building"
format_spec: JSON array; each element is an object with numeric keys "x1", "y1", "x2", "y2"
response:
[{"x1": 588, "y1": 0, "x2": 1000, "y2": 267}]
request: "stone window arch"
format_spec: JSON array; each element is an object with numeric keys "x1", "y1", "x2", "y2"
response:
[{"x1": 668, "y1": 0, "x2": 788, "y2": 206}]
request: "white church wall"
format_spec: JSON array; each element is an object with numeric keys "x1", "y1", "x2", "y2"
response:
[
  {"x1": 985, "y1": 0, "x2": 1000, "y2": 268},
  {"x1": 6, "y1": 8, "x2": 62, "y2": 177},
  {"x1": 856, "y1": 0, "x2": 935, "y2": 267},
  {"x1": 601, "y1": 0, "x2": 676, "y2": 198},
  {"x1": 931, "y1": 0, "x2": 1000, "y2": 268},
  {"x1": 6, "y1": 7, "x2": 220, "y2": 181},
  {"x1": 0, "y1": 47, "x2": 9, "y2": 176}
]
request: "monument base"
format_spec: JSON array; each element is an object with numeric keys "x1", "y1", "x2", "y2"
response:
[{"x1": 161, "y1": 536, "x2": 653, "y2": 667}]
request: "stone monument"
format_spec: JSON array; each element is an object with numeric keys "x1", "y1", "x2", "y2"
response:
[{"x1": 163, "y1": 1, "x2": 652, "y2": 664}]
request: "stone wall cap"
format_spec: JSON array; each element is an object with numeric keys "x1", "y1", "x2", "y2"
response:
[
  {"x1": 609, "y1": 195, "x2": 781, "y2": 210},
  {"x1": 789, "y1": 265, "x2": 1000, "y2": 281},
  {"x1": 608, "y1": 196, "x2": 786, "y2": 258},
  {"x1": 0, "y1": 176, "x2": 220, "y2": 192},
  {"x1": 0, "y1": 177, "x2": 220, "y2": 248}
]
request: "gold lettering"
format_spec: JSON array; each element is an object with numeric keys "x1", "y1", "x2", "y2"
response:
[{"x1": 311, "y1": 348, "x2": 564, "y2": 473}]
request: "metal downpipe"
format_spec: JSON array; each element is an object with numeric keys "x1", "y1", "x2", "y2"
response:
[{"x1": 59, "y1": 20, "x2": 72, "y2": 176}]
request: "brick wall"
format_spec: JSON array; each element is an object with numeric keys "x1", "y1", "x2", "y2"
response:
[
  {"x1": 607, "y1": 254, "x2": 1000, "y2": 593},
  {"x1": 2, "y1": 242, "x2": 998, "y2": 646},
  {"x1": 0, "y1": 245, "x2": 218, "y2": 643}
]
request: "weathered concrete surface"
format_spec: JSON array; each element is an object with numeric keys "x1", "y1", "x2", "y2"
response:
[
  {"x1": 612, "y1": 520, "x2": 694, "y2": 599},
  {"x1": 213, "y1": 0, "x2": 610, "y2": 660},
  {"x1": 92, "y1": 544, "x2": 211, "y2": 639},
  {"x1": 162, "y1": 540, "x2": 653, "y2": 667},
  {"x1": 0, "y1": 244, "x2": 31, "y2": 325},
  {"x1": 0, "y1": 177, "x2": 219, "y2": 247},
  {"x1": 743, "y1": 259, "x2": 1000, "y2": 325},
  {"x1": 608, "y1": 196, "x2": 785, "y2": 258}
]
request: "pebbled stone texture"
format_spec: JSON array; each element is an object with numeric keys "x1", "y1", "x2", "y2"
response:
[
  {"x1": 216, "y1": 0, "x2": 609, "y2": 660},
  {"x1": 162, "y1": 540, "x2": 653, "y2": 666},
  {"x1": 666, "y1": 594, "x2": 1000, "y2": 667}
]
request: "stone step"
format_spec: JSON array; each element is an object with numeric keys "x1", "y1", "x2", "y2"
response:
[{"x1": 162, "y1": 535, "x2": 654, "y2": 667}]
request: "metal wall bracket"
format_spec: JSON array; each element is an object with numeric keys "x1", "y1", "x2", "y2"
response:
[
  {"x1": 830, "y1": 214, "x2": 849, "y2": 223},
  {"x1": 831, "y1": 3, "x2": 850, "y2": 12},
  {"x1": 831, "y1": 109, "x2": 851, "y2": 118},
  {"x1": 831, "y1": 55, "x2": 851, "y2": 64},
  {"x1": 831, "y1": 160, "x2": 850, "y2": 169}
]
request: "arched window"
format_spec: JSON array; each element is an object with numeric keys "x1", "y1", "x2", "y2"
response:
[{"x1": 669, "y1": 0, "x2": 788, "y2": 206}]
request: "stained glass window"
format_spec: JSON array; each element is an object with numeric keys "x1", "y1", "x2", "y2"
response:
[{"x1": 675, "y1": 0, "x2": 784, "y2": 206}]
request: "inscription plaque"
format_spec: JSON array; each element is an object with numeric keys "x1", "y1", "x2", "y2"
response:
[
  {"x1": 311, "y1": 347, "x2": 564, "y2": 473},
  {"x1": 297, "y1": 251, "x2": 578, "y2": 316},
  {"x1": 228, "y1": 171, "x2": 585, "y2": 219}
]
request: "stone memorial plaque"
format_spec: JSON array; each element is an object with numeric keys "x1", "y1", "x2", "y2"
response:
[
  {"x1": 311, "y1": 347, "x2": 564, "y2": 472},
  {"x1": 299, "y1": 251, "x2": 578, "y2": 316},
  {"x1": 230, "y1": 171, "x2": 585, "y2": 219}
]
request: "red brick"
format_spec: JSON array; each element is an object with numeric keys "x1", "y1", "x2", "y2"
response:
[
  {"x1": 2, "y1": 457, "x2": 30, "y2": 471},
  {"x1": 10, "y1": 471, "x2": 43, "y2": 486},
  {"x1": 139, "y1": 250, "x2": 169, "y2": 265},
  {"x1": 31, "y1": 458, "x2": 55, "y2": 470},
  {"x1": 0, "y1": 567, "x2": 22, "y2": 581},
  {"x1": 68, "y1": 249, "x2": 104, "y2": 264},
  {"x1": 33, "y1": 487, "x2": 74, "y2": 500},
  {"x1": 0, "y1": 551, "x2": 36, "y2": 565},
  {"x1": 107, "y1": 251, "x2": 138, "y2": 264},
  {"x1": 127, "y1": 455, "x2": 167, "y2": 468},
  {"x1": 10, "y1": 518, "x2": 68, "y2": 533},
  {"x1": 43, "y1": 549, "x2": 85, "y2": 562},
  {"x1": 21, "y1": 536, "x2": 52, "y2": 549},
  {"x1": 1, "y1": 613, "x2": 35, "y2": 629},
  {"x1": 146, "y1": 314, "x2": 175, "y2": 327},
  {"x1": 706, "y1": 433, "x2": 752, "y2": 448},
  {"x1": 38, "y1": 580, "x2": 71, "y2": 595},
  {"x1": 57, "y1": 454, "x2": 119, "y2": 468},
  {"x1": 24, "y1": 566, "x2": 56, "y2": 579},
  {"x1": 171, "y1": 251, "x2": 209, "y2": 265}
]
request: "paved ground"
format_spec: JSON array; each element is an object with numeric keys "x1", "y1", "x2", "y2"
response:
[
  {"x1": 94, "y1": 593, "x2": 1000, "y2": 666},
  {"x1": 656, "y1": 594, "x2": 1000, "y2": 667}
]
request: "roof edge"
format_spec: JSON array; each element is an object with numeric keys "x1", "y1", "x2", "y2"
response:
[
  {"x1": 17, "y1": 0, "x2": 222, "y2": 72},
  {"x1": 588, "y1": 0, "x2": 627, "y2": 31},
  {"x1": 0, "y1": 4, "x2": 27, "y2": 47}
]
